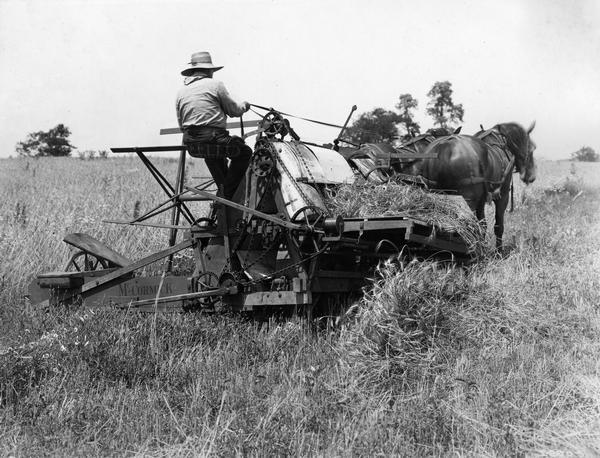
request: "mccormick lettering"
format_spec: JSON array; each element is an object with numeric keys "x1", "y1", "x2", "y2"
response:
[{"x1": 118, "y1": 281, "x2": 174, "y2": 297}]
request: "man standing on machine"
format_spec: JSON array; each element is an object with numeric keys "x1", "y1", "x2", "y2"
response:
[{"x1": 176, "y1": 51, "x2": 252, "y2": 200}]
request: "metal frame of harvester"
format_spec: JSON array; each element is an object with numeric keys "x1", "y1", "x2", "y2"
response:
[{"x1": 28, "y1": 108, "x2": 470, "y2": 315}]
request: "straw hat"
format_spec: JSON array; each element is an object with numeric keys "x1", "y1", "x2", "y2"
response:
[{"x1": 181, "y1": 51, "x2": 223, "y2": 76}]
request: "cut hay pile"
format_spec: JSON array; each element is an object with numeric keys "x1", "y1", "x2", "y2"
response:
[
  {"x1": 325, "y1": 181, "x2": 489, "y2": 256},
  {"x1": 338, "y1": 258, "x2": 468, "y2": 388}
]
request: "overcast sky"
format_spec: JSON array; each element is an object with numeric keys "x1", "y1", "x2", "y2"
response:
[{"x1": 1, "y1": 0, "x2": 599, "y2": 159}]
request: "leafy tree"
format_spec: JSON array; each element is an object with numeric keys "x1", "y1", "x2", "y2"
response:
[
  {"x1": 345, "y1": 108, "x2": 401, "y2": 145},
  {"x1": 426, "y1": 81, "x2": 464, "y2": 129},
  {"x1": 425, "y1": 127, "x2": 453, "y2": 137},
  {"x1": 395, "y1": 93, "x2": 421, "y2": 138},
  {"x1": 571, "y1": 146, "x2": 599, "y2": 162},
  {"x1": 16, "y1": 124, "x2": 75, "y2": 157}
]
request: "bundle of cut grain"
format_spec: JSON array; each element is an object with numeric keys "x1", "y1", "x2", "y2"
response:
[{"x1": 325, "y1": 181, "x2": 489, "y2": 256}]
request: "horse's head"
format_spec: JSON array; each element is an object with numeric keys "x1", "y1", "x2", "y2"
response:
[{"x1": 496, "y1": 121, "x2": 537, "y2": 184}]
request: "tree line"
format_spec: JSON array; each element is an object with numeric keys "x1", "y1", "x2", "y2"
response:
[
  {"x1": 345, "y1": 80, "x2": 464, "y2": 145},
  {"x1": 14, "y1": 80, "x2": 599, "y2": 162},
  {"x1": 16, "y1": 124, "x2": 108, "y2": 159}
]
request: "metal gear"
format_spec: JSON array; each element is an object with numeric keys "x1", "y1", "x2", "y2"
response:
[
  {"x1": 251, "y1": 146, "x2": 275, "y2": 177},
  {"x1": 261, "y1": 110, "x2": 288, "y2": 139}
]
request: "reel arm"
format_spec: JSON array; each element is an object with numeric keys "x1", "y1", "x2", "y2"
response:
[{"x1": 333, "y1": 104, "x2": 357, "y2": 151}]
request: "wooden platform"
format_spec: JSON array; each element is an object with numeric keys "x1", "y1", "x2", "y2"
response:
[{"x1": 64, "y1": 233, "x2": 132, "y2": 267}]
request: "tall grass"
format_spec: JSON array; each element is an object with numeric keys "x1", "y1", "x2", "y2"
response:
[
  {"x1": 1, "y1": 158, "x2": 599, "y2": 455},
  {"x1": 0, "y1": 157, "x2": 206, "y2": 312}
]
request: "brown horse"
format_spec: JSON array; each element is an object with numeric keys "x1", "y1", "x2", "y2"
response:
[
  {"x1": 339, "y1": 134, "x2": 437, "y2": 182},
  {"x1": 408, "y1": 122, "x2": 537, "y2": 250},
  {"x1": 390, "y1": 132, "x2": 448, "y2": 183}
]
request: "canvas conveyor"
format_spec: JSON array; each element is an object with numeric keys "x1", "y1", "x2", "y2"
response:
[{"x1": 28, "y1": 109, "x2": 471, "y2": 315}]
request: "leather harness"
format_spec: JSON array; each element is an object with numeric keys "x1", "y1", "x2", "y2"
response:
[{"x1": 367, "y1": 130, "x2": 517, "y2": 195}]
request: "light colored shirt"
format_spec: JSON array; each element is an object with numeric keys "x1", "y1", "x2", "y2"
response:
[{"x1": 176, "y1": 76, "x2": 246, "y2": 130}]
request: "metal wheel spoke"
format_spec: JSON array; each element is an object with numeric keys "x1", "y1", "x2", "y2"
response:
[{"x1": 66, "y1": 251, "x2": 108, "y2": 272}]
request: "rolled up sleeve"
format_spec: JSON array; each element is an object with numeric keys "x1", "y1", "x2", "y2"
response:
[{"x1": 217, "y1": 81, "x2": 246, "y2": 118}]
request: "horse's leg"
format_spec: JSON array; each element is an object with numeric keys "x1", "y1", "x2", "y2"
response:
[
  {"x1": 494, "y1": 190, "x2": 510, "y2": 252},
  {"x1": 475, "y1": 195, "x2": 486, "y2": 229},
  {"x1": 461, "y1": 184, "x2": 487, "y2": 232}
]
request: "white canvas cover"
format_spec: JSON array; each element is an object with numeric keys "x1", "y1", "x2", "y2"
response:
[{"x1": 272, "y1": 141, "x2": 354, "y2": 184}]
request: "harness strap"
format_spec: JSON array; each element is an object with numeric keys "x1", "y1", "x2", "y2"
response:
[
  {"x1": 493, "y1": 155, "x2": 516, "y2": 187},
  {"x1": 456, "y1": 176, "x2": 488, "y2": 186},
  {"x1": 391, "y1": 152, "x2": 515, "y2": 192},
  {"x1": 454, "y1": 156, "x2": 515, "y2": 188}
]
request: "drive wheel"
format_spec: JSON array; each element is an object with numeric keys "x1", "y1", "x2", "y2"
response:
[
  {"x1": 290, "y1": 206, "x2": 327, "y2": 256},
  {"x1": 195, "y1": 271, "x2": 221, "y2": 309}
]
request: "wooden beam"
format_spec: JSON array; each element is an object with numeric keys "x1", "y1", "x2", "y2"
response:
[
  {"x1": 160, "y1": 120, "x2": 261, "y2": 136},
  {"x1": 30, "y1": 241, "x2": 194, "y2": 309},
  {"x1": 111, "y1": 146, "x2": 187, "y2": 154},
  {"x1": 406, "y1": 233, "x2": 469, "y2": 254},
  {"x1": 342, "y1": 218, "x2": 413, "y2": 232},
  {"x1": 81, "y1": 239, "x2": 193, "y2": 294}
]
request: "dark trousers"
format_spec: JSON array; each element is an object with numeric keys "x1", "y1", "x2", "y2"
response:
[{"x1": 183, "y1": 127, "x2": 252, "y2": 199}]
